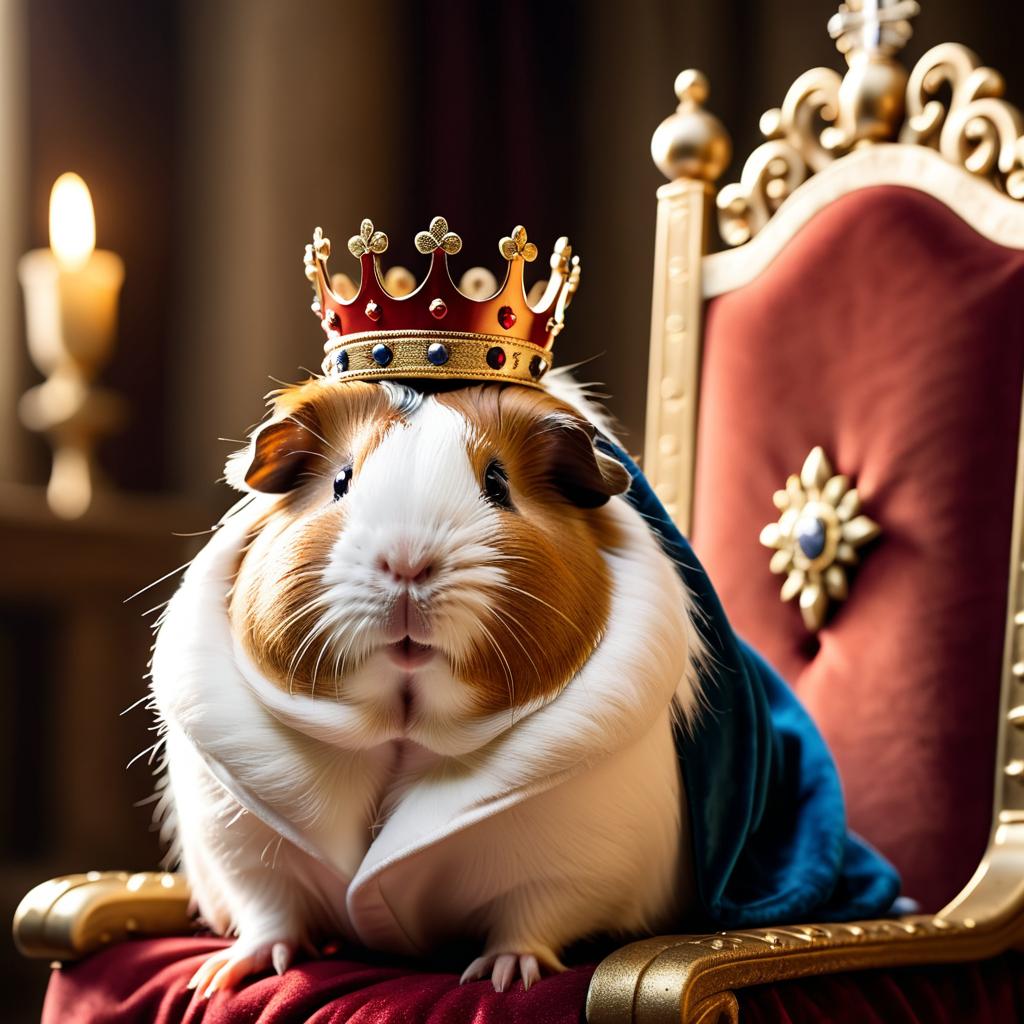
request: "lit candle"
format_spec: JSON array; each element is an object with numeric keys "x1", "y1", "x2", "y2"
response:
[{"x1": 19, "y1": 173, "x2": 125, "y2": 518}]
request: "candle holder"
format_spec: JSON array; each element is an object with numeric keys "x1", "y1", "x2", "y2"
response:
[{"x1": 18, "y1": 246, "x2": 125, "y2": 518}]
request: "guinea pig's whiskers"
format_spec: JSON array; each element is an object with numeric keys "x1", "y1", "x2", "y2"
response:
[
  {"x1": 259, "y1": 833, "x2": 284, "y2": 869},
  {"x1": 275, "y1": 568, "x2": 322, "y2": 586},
  {"x1": 331, "y1": 630, "x2": 360, "y2": 686},
  {"x1": 309, "y1": 633, "x2": 334, "y2": 699},
  {"x1": 126, "y1": 737, "x2": 165, "y2": 770},
  {"x1": 491, "y1": 581, "x2": 588, "y2": 639},
  {"x1": 308, "y1": 611, "x2": 359, "y2": 698},
  {"x1": 141, "y1": 598, "x2": 173, "y2": 617},
  {"x1": 285, "y1": 620, "x2": 323, "y2": 692},
  {"x1": 475, "y1": 619, "x2": 516, "y2": 718},
  {"x1": 287, "y1": 608, "x2": 337, "y2": 692},
  {"x1": 489, "y1": 607, "x2": 542, "y2": 684},
  {"x1": 123, "y1": 558, "x2": 196, "y2": 605},
  {"x1": 121, "y1": 692, "x2": 155, "y2": 716},
  {"x1": 291, "y1": 419, "x2": 345, "y2": 461},
  {"x1": 261, "y1": 590, "x2": 330, "y2": 648},
  {"x1": 289, "y1": 449, "x2": 331, "y2": 462}
]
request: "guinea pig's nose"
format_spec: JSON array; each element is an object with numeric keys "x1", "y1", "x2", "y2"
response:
[{"x1": 377, "y1": 552, "x2": 435, "y2": 586}]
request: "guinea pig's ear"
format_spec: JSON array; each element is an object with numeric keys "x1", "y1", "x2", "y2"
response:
[
  {"x1": 225, "y1": 414, "x2": 321, "y2": 494},
  {"x1": 540, "y1": 414, "x2": 631, "y2": 508}
]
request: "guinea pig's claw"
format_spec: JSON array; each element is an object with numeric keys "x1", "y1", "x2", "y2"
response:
[
  {"x1": 519, "y1": 954, "x2": 541, "y2": 991},
  {"x1": 492, "y1": 954, "x2": 518, "y2": 992},
  {"x1": 459, "y1": 952, "x2": 544, "y2": 992},
  {"x1": 459, "y1": 955, "x2": 491, "y2": 985},
  {"x1": 186, "y1": 938, "x2": 298, "y2": 1000},
  {"x1": 271, "y1": 942, "x2": 292, "y2": 976}
]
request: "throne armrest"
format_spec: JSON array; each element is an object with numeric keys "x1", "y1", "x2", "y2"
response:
[
  {"x1": 586, "y1": 916, "x2": 1004, "y2": 1024},
  {"x1": 12, "y1": 871, "x2": 194, "y2": 961},
  {"x1": 586, "y1": 832, "x2": 1024, "y2": 1024}
]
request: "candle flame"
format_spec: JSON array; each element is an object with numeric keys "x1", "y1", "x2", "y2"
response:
[{"x1": 49, "y1": 173, "x2": 96, "y2": 270}]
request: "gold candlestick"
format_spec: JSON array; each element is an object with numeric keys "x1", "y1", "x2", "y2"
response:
[{"x1": 19, "y1": 173, "x2": 125, "y2": 519}]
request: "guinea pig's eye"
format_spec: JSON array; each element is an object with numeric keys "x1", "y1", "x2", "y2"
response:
[
  {"x1": 332, "y1": 465, "x2": 353, "y2": 501},
  {"x1": 483, "y1": 459, "x2": 513, "y2": 510}
]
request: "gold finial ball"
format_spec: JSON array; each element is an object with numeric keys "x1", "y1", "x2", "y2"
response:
[
  {"x1": 674, "y1": 68, "x2": 708, "y2": 105},
  {"x1": 651, "y1": 69, "x2": 732, "y2": 184}
]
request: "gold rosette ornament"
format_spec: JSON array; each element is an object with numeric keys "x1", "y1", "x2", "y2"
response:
[{"x1": 760, "y1": 447, "x2": 881, "y2": 631}]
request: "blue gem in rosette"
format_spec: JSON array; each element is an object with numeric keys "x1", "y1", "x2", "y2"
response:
[
  {"x1": 796, "y1": 515, "x2": 827, "y2": 559},
  {"x1": 335, "y1": 350, "x2": 349, "y2": 372},
  {"x1": 371, "y1": 343, "x2": 393, "y2": 367},
  {"x1": 427, "y1": 343, "x2": 449, "y2": 366}
]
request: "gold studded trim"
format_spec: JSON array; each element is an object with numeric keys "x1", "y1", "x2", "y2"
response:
[{"x1": 321, "y1": 330, "x2": 552, "y2": 388}]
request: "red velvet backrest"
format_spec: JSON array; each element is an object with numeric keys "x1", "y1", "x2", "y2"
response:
[{"x1": 693, "y1": 185, "x2": 1024, "y2": 911}]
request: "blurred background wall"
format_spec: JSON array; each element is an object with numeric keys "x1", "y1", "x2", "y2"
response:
[{"x1": 3, "y1": 0, "x2": 1024, "y2": 1019}]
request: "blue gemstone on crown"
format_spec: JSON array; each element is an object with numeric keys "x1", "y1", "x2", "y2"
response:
[
  {"x1": 336, "y1": 350, "x2": 349, "y2": 372},
  {"x1": 372, "y1": 343, "x2": 393, "y2": 367},
  {"x1": 796, "y1": 516, "x2": 827, "y2": 559},
  {"x1": 426, "y1": 343, "x2": 449, "y2": 366}
]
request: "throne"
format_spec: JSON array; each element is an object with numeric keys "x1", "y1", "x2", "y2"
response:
[{"x1": 15, "y1": 3, "x2": 1024, "y2": 1022}]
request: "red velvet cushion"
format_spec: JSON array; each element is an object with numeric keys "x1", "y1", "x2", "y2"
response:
[
  {"x1": 42, "y1": 939, "x2": 1024, "y2": 1023},
  {"x1": 694, "y1": 185, "x2": 1024, "y2": 910},
  {"x1": 738, "y1": 950, "x2": 1024, "y2": 1022},
  {"x1": 42, "y1": 938, "x2": 594, "y2": 1024}
]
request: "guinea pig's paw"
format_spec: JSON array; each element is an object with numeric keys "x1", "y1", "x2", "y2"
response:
[
  {"x1": 460, "y1": 949, "x2": 563, "y2": 992},
  {"x1": 186, "y1": 935, "x2": 301, "y2": 999}
]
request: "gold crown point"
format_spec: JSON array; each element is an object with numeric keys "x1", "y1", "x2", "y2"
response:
[
  {"x1": 348, "y1": 218, "x2": 388, "y2": 258},
  {"x1": 416, "y1": 216, "x2": 462, "y2": 255},
  {"x1": 312, "y1": 226, "x2": 330, "y2": 260},
  {"x1": 499, "y1": 225, "x2": 538, "y2": 262}
]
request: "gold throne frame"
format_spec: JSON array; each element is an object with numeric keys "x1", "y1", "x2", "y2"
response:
[
  {"x1": 586, "y1": 3, "x2": 1024, "y2": 1022},
  {"x1": 12, "y1": 5, "x2": 1024, "y2": 1023}
]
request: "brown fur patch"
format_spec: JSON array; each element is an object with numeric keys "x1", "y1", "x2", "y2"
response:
[
  {"x1": 230, "y1": 380, "x2": 401, "y2": 695},
  {"x1": 436, "y1": 386, "x2": 624, "y2": 712}
]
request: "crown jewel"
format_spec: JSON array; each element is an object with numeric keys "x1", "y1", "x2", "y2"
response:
[{"x1": 304, "y1": 216, "x2": 580, "y2": 387}]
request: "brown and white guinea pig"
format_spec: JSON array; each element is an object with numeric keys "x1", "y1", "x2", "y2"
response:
[{"x1": 150, "y1": 371, "x2": 704, "y2": 998}]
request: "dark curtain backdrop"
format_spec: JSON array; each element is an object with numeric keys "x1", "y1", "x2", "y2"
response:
[{"x1": 14, "y1": 0, "x2": 1024, "y2": 510}]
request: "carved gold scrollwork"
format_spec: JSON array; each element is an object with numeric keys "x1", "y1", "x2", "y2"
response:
[
  {"x1": 771, "y1": 67, "x2": 844, "y2": 172},
  {"x1": 716, "y1": 1, "x2": 915, "y2": 245},
  {"x1": 713, "y1": 5, "x2": 1024, "y2": 245},
  {"x1": 717, "y1": 66, "x2": 851, "y2": 246},
  {"x1": 717, "y1": 139, "x2": 808, "y2": 247},
  {"x1": 720, "y1": 72, "x2": 849, "y2": 248},
  {"x1": 902, "y1": 43, "x2": 1024, "y2": 198}
]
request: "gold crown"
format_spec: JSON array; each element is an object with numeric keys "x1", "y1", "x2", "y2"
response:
[{"x1": 304, "y1": 217, "x2": 580, "y2": 387}]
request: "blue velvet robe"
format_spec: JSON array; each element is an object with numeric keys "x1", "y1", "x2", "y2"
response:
[{"x1": 605, "y1": 441, "x2": 901, "y2": 928}]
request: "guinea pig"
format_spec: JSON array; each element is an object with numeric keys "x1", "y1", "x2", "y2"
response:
[{"x1": 150, "y1": 371, "x2": 704, "y2": 997}]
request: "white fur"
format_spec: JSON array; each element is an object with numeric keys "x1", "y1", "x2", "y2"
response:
[{"x1": 150, "y1": 375, "x2": 702, "y2": 983}]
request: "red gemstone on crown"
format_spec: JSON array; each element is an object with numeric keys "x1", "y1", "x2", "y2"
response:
[
  {"x1": 497, "y1": 306, "x2": 517, "y2": 330},
  {"x1": 365, "y1": 301, "x2": 382, "y2": 321},
  {"x1": 429, "y1": 298, "x2": 447, "y2": 319}
]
